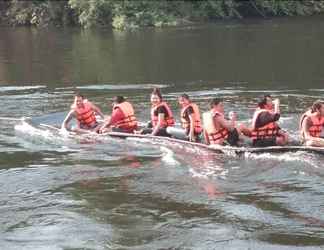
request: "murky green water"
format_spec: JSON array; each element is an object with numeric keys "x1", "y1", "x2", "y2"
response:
[{"x1": 1, "y1": 16, "x2": 324, "y2": 249}]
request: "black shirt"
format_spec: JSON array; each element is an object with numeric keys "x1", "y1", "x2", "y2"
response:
[
  {"x1": 154, "y1": 106, "x2": 170, "y2": 118},
  {"x1": 255, "y1": 111, "x2": 280, "y2": 128},
  {"x1": 182, "y1": 106, "x2": 194, "y2": 122}
]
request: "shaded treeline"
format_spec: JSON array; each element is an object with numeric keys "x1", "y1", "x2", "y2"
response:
[{"x1": 1, "y1": 0, "x2": 324, "y2": 29}]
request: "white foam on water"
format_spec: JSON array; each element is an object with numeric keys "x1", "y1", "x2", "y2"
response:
[
  {"x1": 14, "y1": 121, "x2": 77, "y2": 152},
  {"x1": 243, "y1": 151, "x2": 321, "y2": 168},
  {"x1": 160, "y1": 146, "x2": 180, "y2": 166},
  {"x1": 0, "y1": 85, "x2": 46, "y2": 92},
  {"x1": 189, "y1": 166, "x2": 228, "y2": 179},
  {"x1": 77, "y1": 83, "x2": 168, "y2": 90}
]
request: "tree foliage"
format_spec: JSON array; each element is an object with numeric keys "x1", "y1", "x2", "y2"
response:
[{"x1": 1, "y1": 0, "x2": 324, "y2": 29}]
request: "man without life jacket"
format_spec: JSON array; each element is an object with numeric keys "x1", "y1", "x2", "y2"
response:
[
  {"x1": 99, "y1": 96, "x2": 138, "y2": 134},
  {"x1": 61, "y1": 93, "x2": 104, "y2": 133},
  {"x1": 166, "y1": 94, "x2": 202, "y2": 142},
  {"x1": 250, "y1": 95, "x2": 288, "y2": 147},
  {"x1": 140, "y1": 88, "x2": 175, "y2": 136},
  {"x1": 300, "y1": 101, "x2": 324, "y2": 147},
  {"x1": 203, "y1": 98, "x2": 250, "y2": 146}
]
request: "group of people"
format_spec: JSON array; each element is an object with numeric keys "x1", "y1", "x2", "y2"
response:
[{"x1": 61, "y1": 88, "x2": 324, "y2": 148}]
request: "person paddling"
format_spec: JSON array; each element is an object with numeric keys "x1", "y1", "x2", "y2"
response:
[
  {"x1": 61, "y1": 92, "x2": 104, "y2": 133},
  {"x1": 99, "y1": 96, "x2": 137, "y2": 134},
  {"x1": 203, "y1": 98, "x2": 250, "y2": 146},
  {"x1": 250, "y1": 95, "x2": 288, "y2": 147},
  {"x1": 140, "y1": 88, "x2": 175, "y2": 136},
  {"x1": 300, "y1": 101, "x2": 324, "y2": 147},
  {"x1": 167, "y1": 94, "x2": 202, "y2": 142}
]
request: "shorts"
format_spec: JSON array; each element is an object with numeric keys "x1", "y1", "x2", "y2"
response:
[
  {"x1": 141, "y1": 127, "x2": 171, "y2": 137},
  {"x1": 80, "y1": 122, "x2": 99, "y2": 130},
  {"x1": 252, "y1": 137, "x2": 276, "y2": 147},
  {"x1": 225, "y1": 128, "x2": 240, "y2": 146},
  {"x1": 111, "y1": 127, "x2": 136, "y2": 134}
]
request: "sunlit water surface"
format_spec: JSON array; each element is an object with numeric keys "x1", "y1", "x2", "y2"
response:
[{"x1": 1, "y1": 16, "x2": 324, "y2": 249}]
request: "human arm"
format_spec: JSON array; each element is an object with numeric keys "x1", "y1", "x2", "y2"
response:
[
  {"x1": 88, "y1": 101, "x2": 104, "y2": 119},
  {"x1": 99, "y1": 108, "x2": 125, "y2": 133},
  {"x1": 255, "y1": 111, "x2": 280, "y2": 128},
  {"x1": 188, "y1": 113, "x2": 196, "y2": 141},
  {"x1": 273, "y1": 98, "x2": 280, "y2": 114},
  {"x1": 151, "y1": 113, "x2": 165, "y2": 135},
  {"x1": 185, "y1": 106, "x2": 196, "y2": 141},
  {"x1": 61, "y1": 110, "x2": 75, "y2": 130},
  {"x1": 215, "y1": 113, "x2": 236, "y2": 131},
  {"x1": 302, "y1": 117, "x2": 324, "y2": 146}
]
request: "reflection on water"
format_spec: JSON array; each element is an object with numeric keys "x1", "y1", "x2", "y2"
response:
[{"x1": 1, "y1": 16, "x2": 324, "y2": 249}]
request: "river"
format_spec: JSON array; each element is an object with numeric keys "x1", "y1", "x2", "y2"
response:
[{"x1": 1, "y1": 16, "x2": 324, "y2": 250}]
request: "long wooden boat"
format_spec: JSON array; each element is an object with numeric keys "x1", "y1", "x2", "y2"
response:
[
  {"x1": 106, "y1": 131, "x2": 324, "y2": 155},
  {"x1": 35, "y1": 123, "x2": 324, "y2": 155}
]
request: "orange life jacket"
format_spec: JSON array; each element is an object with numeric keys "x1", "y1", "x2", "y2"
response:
[
  {"x1": 300, "y1": 110, "x2": 324, "y2": 138},
  {"x1": 73, "y1": 100, "x2": 97, "y2": 128},
  {"x1": 202, "y1": 110, "x2": 229, "y2": 145},
  {"x1": 250, "y1": 109, "x2": 280, "y2": 140},
  {"x1": 112, "y1": 102, "x2": 137, "y2": 129},
  {"x1": 151, "y1": 102, "x2": 175, "y2": 128},
  {"x1": 180, "y1": 103, "x2": 202, "y2": 134}
]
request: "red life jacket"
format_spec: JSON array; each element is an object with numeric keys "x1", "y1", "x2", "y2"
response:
[
  {"x1": 250, "y1": 109, "x2": 280, "y2": 140},
  {"x1": 112, "y1": 102, "x2": 137, "y2": 130},
  {"x1": 300, "y1": 110, "x2": 324, "y2": 138},
  {"x1": 202, "y1": 110, "x2": 229, "y2": 145},
  {"x1": 151, "y1": 102, "x2": 175, "y2": 128},
  {"x1": 180, "y1": 103, "x2": 202, "y2": 134},
  {"x1": 73, "y1": 100, "x2": 97, "y2": 128}
]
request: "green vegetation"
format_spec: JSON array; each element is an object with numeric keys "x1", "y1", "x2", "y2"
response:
[{"x1": 1, "y1": 0, "x2": 324, "y2": 29}]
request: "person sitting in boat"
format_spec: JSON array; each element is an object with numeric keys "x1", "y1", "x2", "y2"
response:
[
  {"x1": 166, "y1": 94, "x2": 202, "y2": 142},
  {"x1": 61, "y1": 92, "x2": 104, "y2": 133},
  {"x1": 300, "y1": 101, "x2": 324, "y2": 147},
  {"x1": 140, "y1": 88, "x2": 175, "y2": 136},
  {"x1": 203, "y1": 98, "x2": 250, "y2": 146},
  {"x1": 99, "y1": 96, "x2": 138, "y2": 134},
  {"x1": 250, "y1": 95, "x2": 288, "y2": 147}
]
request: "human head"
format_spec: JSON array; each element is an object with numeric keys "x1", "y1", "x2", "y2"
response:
[
  {"x1": 258, "y1": 94, "x2": 273, "y2": 110},
  {"x1": 209, "y1": 98, "x2": 224, "y2": 113},
  {"x1": 178, "y1": 94, "x2": 190, "y2": 107},
  {"x1": 74, "y1": 92, "x2": 85, "y2": 108},
  {"x1": 151, "y1": 88, "x2": 162, "y2": 106},
  {"x1": 113, "y1": 96, "x2": 125, "y2": 104},
  {"x1": 311, "y1": 101, "x2": 324, "y2": 116}
]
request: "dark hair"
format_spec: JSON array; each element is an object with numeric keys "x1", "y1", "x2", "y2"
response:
[
  {"x1": 75, "y1": 92, "x2": 84, "y2": 99},
  {"x1": 113, "y1": 96, "x2": 125, "y2": 104},
  {"x1": 311, "y1": 101, "x2": 323, "y2": 113},
  {"x1": 180, "y1": 93, "x2": 190, "y2": 100},
  {"x1": 151, "y1": 88, "x2": 162, "y2": 101},
  {"x1": 209, "y1": 98, "x2": 222, "y2": 108},
  {"x1": 258, "y1": 94, "x2": 271, "y2": 108}
]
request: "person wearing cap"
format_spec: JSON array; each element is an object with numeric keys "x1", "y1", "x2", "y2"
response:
[
  {"x1": 299, "y1": 101, "x2": 324, "y2": 147},
  {"x1": 61, "y1": 92, "x2": 104, "y2": 133},
  {"x1": 202, "y1": 98, "x2": 250, "y2": 146},
  {"x1": 250, "y1": 95, "x2": 288, "y2": 147},
  {"x1": 99, "y1": 96, "x2": 137, "y2": 134}
]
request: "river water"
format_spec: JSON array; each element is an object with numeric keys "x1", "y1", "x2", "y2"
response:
[{"x1": 1, "y1": 16, "x2": 324, "y2": 250}]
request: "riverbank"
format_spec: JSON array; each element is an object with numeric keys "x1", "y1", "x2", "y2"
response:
[{"x1": 1, "y1": 0, "x2": 324, "y2": 29}]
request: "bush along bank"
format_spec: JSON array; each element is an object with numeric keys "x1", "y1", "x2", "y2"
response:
[{"x1": 1, "y1": 0, "x2": 324, "y2": 29}]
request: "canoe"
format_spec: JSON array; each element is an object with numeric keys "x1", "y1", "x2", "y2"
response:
[
  {"x1": 34, "y1": 123, "x2": 324, "y2": 155},
  {"x1": 106, "y1": 131, "x2": 324, "y2": 155}
]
